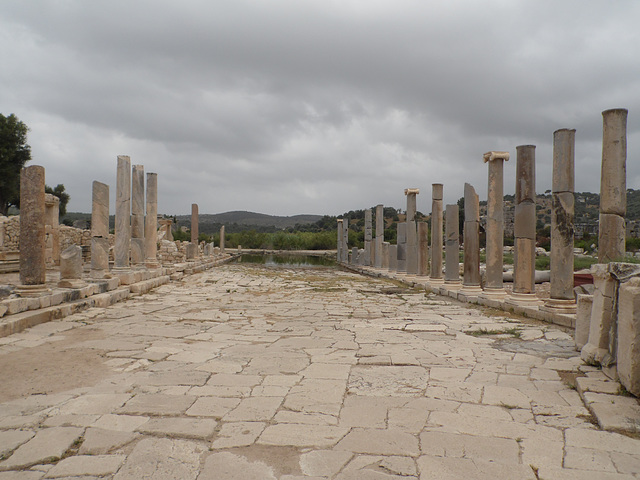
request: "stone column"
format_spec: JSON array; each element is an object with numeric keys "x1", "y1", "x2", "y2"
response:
[
  {"x1": 381, "y1": 241, "x2": 390, "y2": 269},
  {"x1": 543, "y1": 129, "x2": 577, "y2": 313},
  {"x1": 337, "y1": 219, "x2": 343, "y2": 262},
  {"x1": 220, "y1": 225, "x2": 226, "y2": 253},
  {"x1": 364, "y1": 209, "x2": 372, "y2": 266},
  {"x1": 131, "y1": 164, "x2": 145, "y2": 267},
  {"x1": 429, "y1": 184, "x2": 444, "y2": 283},
  {"x1": 17, "y1": 165, "x2": 49, "y2": 296},
  {"x1": 396, "y1": 223, "x2": 407, "y2": 273},
  {"x1": 388, "y1": 244, "x2": 398, "y2": 272},
  {"x1": 405, "y1": 189, "x2": 419, "y2": 275},
  {"x1": 90, "y1": 181, "x2": 110, "y2": 278},
  {"x1": 461, "y1": 183, "x2": 482, "y2": 295},
  {"x1": 44, "y1": 194, "x2": 60, "y2": 267},
  {"x1": 617, "y1": 276, "x2": 640, "y2": 396},
  {"x1": 114, "y1": 155, "x2": 131, "y2": 271},
  {"x1": 507, "y1": 145, "x2": 540, "y2": 307},
  {"x1": 445, "y1": 204, "x2": 460, "y2": 286},
  {"x1": 145, "y1": 172, "x2": 159, "y2": 268},
  {"x1": 58, "y1": 245, "x2": 85, "y2": 288},
  {"x1": 581, "y1": 264, "x2": 616, "y2": 366},
  {"x1": 481, "y1": 151, "x2": 509, "y2": 299},
  {"x1": 418, "y1": 222, "x2": 429, "y2": 276},
  {"x1": 342, "y1": 218, "x2": 349, "y2": 263},
  {"x1": 375, "y1": 204, "x2": 384, "y2": 268},
  {"x1": 191, "y1": 203, "x2": 199, "y2": 245},
  {"x1": 598, "y1": 108, "x2": 628, "y2": 263}
]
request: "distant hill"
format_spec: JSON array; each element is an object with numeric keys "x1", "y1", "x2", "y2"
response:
[{"x1": 174, "y1": 211, "x2": 322, "y2": 229}]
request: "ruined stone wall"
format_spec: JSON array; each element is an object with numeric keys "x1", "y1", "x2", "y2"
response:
[
  {"x1": 0, "y1": 216, "x2": 20, "y2": 252},
  {"x1": 158, "y1": 239, "x2": 187, "y2": 264}
]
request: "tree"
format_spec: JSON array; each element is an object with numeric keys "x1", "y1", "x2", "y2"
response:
[
  {"x1": 0, "y1": 114, "x2": 31, "y2": 215},
  {"x1": 45, "y1": 184, "x2": 70, "y2": 217}
]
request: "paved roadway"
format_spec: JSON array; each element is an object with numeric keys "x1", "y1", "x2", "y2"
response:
[{"x1": 0, "y1": 263, "x2": 639, "y2": 479}]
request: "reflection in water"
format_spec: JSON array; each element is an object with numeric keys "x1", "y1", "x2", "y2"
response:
[{"x1": 235, "y1": 254, "x2": 336, "y2": 267}]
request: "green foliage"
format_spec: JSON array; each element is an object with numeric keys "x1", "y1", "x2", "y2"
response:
[
  {"x1": 198, "y1": 232, "x2": 212, "y2": 243},
  {"x1": 172, "y1": 229, "x2": 190, "y2": 242},
  {"x1": 45, "y1": 184, "x2": 70, "y2": 217},
  {"x1": 223, "y1": 229, "x2": 337, "y2": 250},
  {"x1": 0, "y1": 113, "x2": 31, "y2": 215},
  {"x1": 626, "y1": 237, "x2": 640, "y2": 252}
]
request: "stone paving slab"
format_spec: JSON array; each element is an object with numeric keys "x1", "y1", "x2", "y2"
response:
[{"x1": 0, "y1": 263, "x2": 639, "y2": 479}]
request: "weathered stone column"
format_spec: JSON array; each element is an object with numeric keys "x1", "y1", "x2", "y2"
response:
[
  {"x1": 191, "y1": 203, "x2": 199, "y2": 245},
  {"x1": 337, "y1": 219, "x2": 343, "y2": 263},
  {"x1": 388, "y1": 244, "x2": 398, "y2": 272},
  {"x1": 429, "y1": 184, "x2": 444, "y2": 283},
  {"x1": 145, "y1": 172, "x2": 159, "y2": 268},
  {"x1": 543, "y1": 129, "x2": 577, "y2": 313},
  {"x1": 507, "y1": 145, "x2": 540, "y2": 307},
  {"x1": 418, "y1": 222, "x2": 429, "y2": 276},
  {"x1": 17, "y1": 165, "x2": 49, "y2": 296},
  {"x1": 405, "y1": 189, "x2": 419, "y2": 275},
  {"x1": 396, "y1": 223, "x2": 407, "y2": 273},
  {"x1": 461, "y1": 183, "x2": 482, "y2": 295},
  {"x1": 44, "y1": 194, "x2": 60, "y2": 267},
  {"x1": 617, "y1": 276, "x2": 640, "y2": 396},
  {"x1": 90, "y1": 181, "x2": 110, "y2": 278},
  {"x1": 364, "y1": 208, "x2": 372, "y2": 266},
  {"x1": 114, "y1": 155, "x2": 131, "y2": 271},
  {"x1": 58, "y1": 245, "x2": 85, "y2": 288},
  {"x1": 381, "y1": 241, "x2": 390, "y2": 270},
  {"x1": 445, "y1": 204, "x2": 460, "y2": 286},
  {"x1": 598, "y1": 108, "x2": 628, "y2": 263},
  {"x1": 220, "y1": 225, "x2": 226, "y2": 253},
  {"x1": 131, "y1": 164, "x2": 145, "y2": 267},
  {"x1": 481, "y1": 151, "x2": 509, "y2": 299},
  {"x1": 581, "y1": 264, "x2": 616, "y2": 366},
  {"x1": 375, "y1": 204, "x2": 384, "y2": 268},
  {"x1": 342, "y1": 218, "x2": 349, "y2": 263}
]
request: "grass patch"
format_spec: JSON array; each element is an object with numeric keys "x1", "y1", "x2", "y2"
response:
[{"x1": 465, "y1": 327, "x2": 522, "y2": 338}]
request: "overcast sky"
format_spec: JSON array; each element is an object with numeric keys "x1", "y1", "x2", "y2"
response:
[{"x1": 1, "y1": 1, "x2": 638, "y2": 217}]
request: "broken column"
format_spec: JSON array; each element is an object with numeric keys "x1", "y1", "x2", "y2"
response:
[
  {"x1": 481, "y1": 151, "x2": 509, "y2": 299},
  {"x1": 342, "y1": 218, "x2": 349, "y2": 263},
  {"x1": 444, "y1": 204, "x2": 460, "y2": 286},
  {"x1": 507, "y1": 145, "x2": 540, "y2": 306},
  {"x1": 375, "y1": 204, "x2": 384, "y2": 268},
  {"x1": 388, "y1": 244, "x2": 398, "y2": 272},
  {"x1": 144, "y1": 172, "x2": 159, "y2": 268},
  {"x1": 418, "y1": 222, "x2": 429, "y2": 276},
  {"x1": 598, "y1": 108, "x2": 628, "y2": 263},
  {"x1": 364, "y1": 208, "x2": 372, "y2": 266},
  {"x1": 17, "y1": 165, "x2": 48, "y2": 296},
  {"x1": 58, "y1": 245, "x2": 85, "y2": 288},
  {"x1": 90, "y1": 181, "x2": 110, "y2": 278},
  {"x1": 191, "y1": 203, "x2": 199, "y2": 245},
  {"x1": 381, "y1": 242, "x2": 390, "y2": 270},
  {"x1": 396, "y1": 223, "x2": 407, "y2": 273},
  {"x1": 131, "y1": 164, "x2": 145, "y2": 267},
  {"x1": 114, "y1": 155, "x2": 131, "y2": 271},
  {"x1": 461, "y1": 183, "x2": 482, "y2": 295},
  {"x1": 581, "y1": 264, "x2": 616, "y2": 366},
  {"x1": 543, "y1": 129, "x2": 577, "y2": 313},
  {"x1": 429, "y1": 184, "x2": 444, "y2": 283},
  {"x1": 405, "y1": 189, "x2": 419, "y2": 275},
  {"x1": 220, "y1": 225, "x2": 226, "y2": 254},
  {"x1": 337, "y1": 219, "x2": 343, "y2": 263}
]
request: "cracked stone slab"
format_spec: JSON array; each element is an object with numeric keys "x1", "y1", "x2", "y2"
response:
[
  {"x1": 0, "y1": 427, "x2": 83, "y2": 469},
  {"x1": 43, "y1": 454, "x2": 126, "y2": 478},
  {"x1": 136, "y1": 417, "x2": 217, "y2": 439},
  {"x1": 348, "y1": 366, "x2": 428, "y2": 396}
]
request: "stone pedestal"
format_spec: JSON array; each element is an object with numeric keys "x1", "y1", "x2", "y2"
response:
[
  {"x1": 480, "y1": 151, "x2": 509, "y2": 299},
  {"x1": 599, "y1": 108, "x2": 628, "y2": 263},
  {"x1": 186, "y1": 243, "x2": 198, "y2": 260},
  {"x1": 351, "y1": 247, "x2": 359, "y2": 265},
  {"x1": 507, "y1": 145, "x2": 540, "y2": 307},
  {"x1": 381, "y1": 242, "x2": 390, "y2": 269},
  {"x1": 17, "y1": 165, "x2": 49, "y2": 296},
  {"x1": 543, "y1": 129, "x2": 577, "y2": 313},
  {"x1": 375, "y1": 204, "x2": 384, "y2": 268},
  {"x1": 581, "y1": 264, "x2": 616, "y2": 366},
  {"x1": 617, "y1": 277, "x2": 640, "y2": 396},
  {"x1": 461, "y1": 183, "x2": 482, "y2": 295},
  {"x1": 388, "y1": 245, "x2": 398, "y2": 272},
  {"x1": 114, "y1": 156, "x2": 131, "y2": 272},
  {"x1": 396, "y1": 223, "x2": 407, "y2": 273},
  {"x1": 575, "y1": 294, "x2": 593, "y2": 351},
  {"x1": 131, "y1": 165, "x2": 145, "y2": 266},
  {"x1": 430, "y1": 184, "x2": 443, "y2": 282},
  {"x1": 58, "y1": 245, "x2": 86, "y2": 288},
  {"x1": 444, "y1": 204, "x2": 460, "y2": 285},
  {"x1": 90, "y1": 181, "x2": 110, "y2": 278},
  {"x1": 191, "y1": 203, "x2": 199, "y2": 246},
  {"x1": 405, "y1": 189, "x2": 419, "y2": 275},
  {"x1": 145, "y1": 173, "x2": 159, "y2": 268},
  {"x1": 364, "y1": 209, "x2": 372, "y2": 266},
  {"x1": 418, "y1": 222, "x2": 429, "y2": 277}
]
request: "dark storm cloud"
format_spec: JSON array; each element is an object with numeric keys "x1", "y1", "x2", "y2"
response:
[{"x1": 1, "y1": 0, "x2": 638, "y2": 215}]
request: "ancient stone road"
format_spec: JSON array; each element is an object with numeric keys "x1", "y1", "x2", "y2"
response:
[{"x1": 1, "y1": 264, "x2": 639, "y2": 479}]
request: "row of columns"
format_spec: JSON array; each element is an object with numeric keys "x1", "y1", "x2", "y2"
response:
[{"x1": 337, "y1": 109, "x2": 629, "y2": 315}]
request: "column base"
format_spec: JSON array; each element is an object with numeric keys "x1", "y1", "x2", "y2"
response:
[
  {"x1": 540, "y1": 298, "x2": 577, "y2": 314},
  {"x1": 58, "y1": 279, "x2": 88, "y2": 289},
  {"x1": 505, "y1": 292, "x2": 542, "y2": 307},
  {"x1": 15, "y1": 284, "x2": 51, "y2": 297},
  {"x1": 444, "y1": 279, "x2": 462, "y2": 289},
  {"x1": 479, "y1": 287, "x2": 507, "y2": 300},
  {"x1": 145, "y1": 260, "x2": 161, "y2": 269},
  {"x1": 427, "y1": 277, "x2": 444, "y2": 286},
  {"x1": 90, "y1": 269, "x2": 106, "y2": 279}
]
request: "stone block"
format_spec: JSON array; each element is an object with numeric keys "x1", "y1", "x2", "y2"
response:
[
  {"x1": 581, "y1": 264, "x2": 616, "y2": 365},
  {"x1": 617, "y1": 277, "x2": 640, "y2": 396},
  {"x1": 574, "y1": 294, "x2": 593, "y2": 351},
  {"x1": 60, "y1": 245, "x2": 83, "y2": 280}
]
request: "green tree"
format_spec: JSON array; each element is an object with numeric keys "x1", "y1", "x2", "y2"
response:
[
  {"x1": 45, "y1": 184, "x2": 70, "y2": 217},
  {"x1": 0, "y1": 113, "x2": 31, "y2": 215}
]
